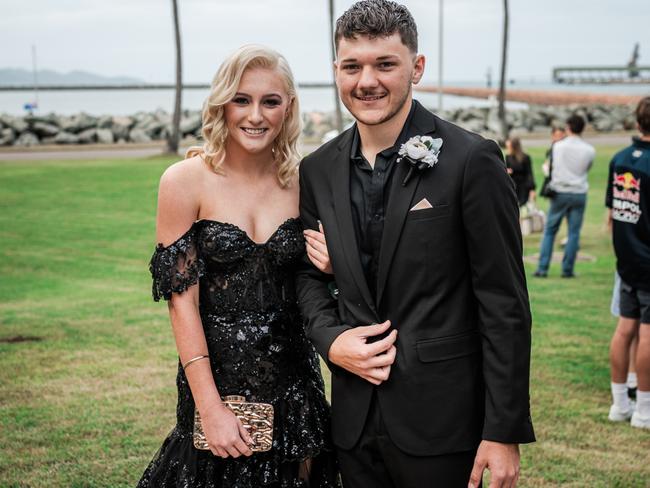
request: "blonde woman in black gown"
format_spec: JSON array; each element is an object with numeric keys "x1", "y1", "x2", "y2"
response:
[{"x1": 138, "y1": 45, "x2": 339, "y2": 488}]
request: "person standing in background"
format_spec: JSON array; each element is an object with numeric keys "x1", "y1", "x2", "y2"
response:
[
  {"x1": 534, "y1": 115, "x2": 595, "y2": 278},
  {"x1": 610, "y1": 272, "x2": 639, "y2": 402},
  {"x1": 542, "y1": 126, "x2": 566, "y2": 178},
  {"x1": 606, "y1": 97, "x2": 650, "y2": 429},
  {"x1": 505, "y1": 137, "x2": 536, "y2": 206}
]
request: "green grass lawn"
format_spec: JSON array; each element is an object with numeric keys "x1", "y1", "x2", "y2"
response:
[{"x1": 1, "y1": 145, "x2": 649, "y2": 487}]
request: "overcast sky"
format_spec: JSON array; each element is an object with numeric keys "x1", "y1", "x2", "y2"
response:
[{"x1": 1, "y1": 0, "x2": 649, "y2": 84}]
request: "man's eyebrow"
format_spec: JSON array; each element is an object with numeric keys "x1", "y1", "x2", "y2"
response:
[{"x1": 340, "y1": 55, "x2": 399, "y2": 63}]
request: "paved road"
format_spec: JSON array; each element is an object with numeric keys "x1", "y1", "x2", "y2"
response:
[
  {"x1": 0, "y1": 142, "x2": 322, "y2": 162},
  {"x1": 0, "y1": 133, "x2": 634, "y2": 162}
]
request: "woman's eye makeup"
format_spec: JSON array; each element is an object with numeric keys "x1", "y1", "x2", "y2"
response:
[
  {"x1": 264, "y1": 98, "x2": 282, "y2": 107},
  {"x1": 231, "y1": 95, "x2": 282, "y2": 107}
]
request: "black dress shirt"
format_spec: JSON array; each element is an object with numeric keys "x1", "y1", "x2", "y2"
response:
[{"x1": 349, "y1": 101, "x2": 417, "y2": 299}]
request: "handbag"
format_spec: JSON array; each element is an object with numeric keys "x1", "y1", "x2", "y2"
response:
[
  {"x1": 193, "y1": 395, "x2": 274, "y2": 452},
  {"x1": 520, "y1": 203, "x2": 545, "y2": 236},
  {"x1": 540, "y1": 176, "x2": 556, "y2": 199},
  {"x1": 540, "y1": 147, "x2": 556, "y2": 199}
]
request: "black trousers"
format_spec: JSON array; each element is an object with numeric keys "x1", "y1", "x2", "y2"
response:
[{"x1": 337, "y1": 393, "x2": 479, "y2": 488}]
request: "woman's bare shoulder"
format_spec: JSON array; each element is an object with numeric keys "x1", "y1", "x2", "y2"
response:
[
  {"x1": 156, "y1": 156, "x2": 208, "y2": 245},
  {"x1": 288, "y1": 170, "x2": 300, "y2": 195},
  {"x1": 160, "y1": 155, "x2": 207, "y2": 188}
]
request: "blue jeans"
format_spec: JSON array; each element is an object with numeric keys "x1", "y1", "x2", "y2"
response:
[{"x1": 537, "y1": 192, "x2": 587, "y2": 275}]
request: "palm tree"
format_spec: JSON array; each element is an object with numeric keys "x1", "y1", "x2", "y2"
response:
[
  {"x1": 329, "y1": 0, "x2": 343, "y2": 133},
  {"x1": 497, "y1": 0, "x2": 509, "y2": 141},
  {"x1": 167, "y1": 0, "x2": 182, "y2": 154}
]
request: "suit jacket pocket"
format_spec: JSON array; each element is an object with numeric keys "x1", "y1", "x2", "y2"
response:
[
  {"x1": 406, "y1": 204, "x2": 450, "y2": 221},
  {"x1": 416, "y1": 331, "x2": 481, "y2": 362}
]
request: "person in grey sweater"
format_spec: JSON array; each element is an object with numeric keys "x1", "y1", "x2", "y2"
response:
[{"x1": 535, "y1": 115, "x2": 595, "y2": 277}]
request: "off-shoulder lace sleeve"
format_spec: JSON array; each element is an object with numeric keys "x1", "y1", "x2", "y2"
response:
[{"x1": 149, "y1": 225, "x2": 205, "y2": 302}]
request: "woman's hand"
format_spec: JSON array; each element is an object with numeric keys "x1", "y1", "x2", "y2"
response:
[
  {"x1": 201, "y1": 402, "x2": 253, "y2": 458},
  {"x1": 304, "y1": 222, "x2": 333, "y2": 274}
]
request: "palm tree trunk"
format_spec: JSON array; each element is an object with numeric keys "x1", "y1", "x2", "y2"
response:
[
  {"x1": 167, "y1": 0, "x2": 182, "y2": 154},
  {"x1": 329, "y1": 0, "x2": 343, "y2": 133},
  {"x1": 497, "y1": 0, "x2": 509, "y2": 141}
]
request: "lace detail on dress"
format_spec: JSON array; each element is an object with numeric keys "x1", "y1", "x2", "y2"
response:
[{"x1": 150, "y1": 226, "x2": 205, "y2": 302}]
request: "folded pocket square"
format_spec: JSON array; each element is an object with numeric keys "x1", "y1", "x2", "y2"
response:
[{"x1": 410, "y1": 198, "x2": 433, "y2": 211}]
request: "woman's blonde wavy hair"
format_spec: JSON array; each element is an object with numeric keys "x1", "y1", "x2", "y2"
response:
[{"x1": 186, "y1": 45, "x2": 301, "y2": 188}]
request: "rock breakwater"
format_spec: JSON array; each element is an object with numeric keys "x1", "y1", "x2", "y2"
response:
[{"x1": 0, "y1": 103, "x2": 639, "y2": 147}]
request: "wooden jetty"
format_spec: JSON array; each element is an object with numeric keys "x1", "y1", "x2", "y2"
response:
[
  {"x1": 415, "y1": 86, "x2": 644, "y2": 106},
  {"x1": 552, "y1": 66, "x2": 650, "y2": 85}
]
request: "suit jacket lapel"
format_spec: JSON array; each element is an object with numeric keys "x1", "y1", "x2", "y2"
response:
[
  {"x1": 376, "y1": 102, "x2": 438, "y2": 307},
  {"x1": 332, "y1": 128, "x2": 378, "y2": 315}
]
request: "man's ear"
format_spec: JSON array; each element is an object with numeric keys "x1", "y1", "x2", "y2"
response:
[
  {"x1": 412, "y1": 54, "x2": 426, "y2": 85},
  {"x1": 333, "y1": 61, "x2": 340, "y2": 86}
]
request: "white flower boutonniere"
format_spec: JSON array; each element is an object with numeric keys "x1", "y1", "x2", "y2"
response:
[{"x1": 397, "y1": 135, "x2": 443, "y2": 186}]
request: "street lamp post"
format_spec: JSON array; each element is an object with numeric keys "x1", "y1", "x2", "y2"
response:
[
  {"x1": 31, "y1": 45, "x2": 39, "y2": 110},
  {"x1": 437, "y1": 0, "x2": 443, "y2": 112},
  {"x1": 329, "y1": 0, "x2": 343, "y2": 133}
]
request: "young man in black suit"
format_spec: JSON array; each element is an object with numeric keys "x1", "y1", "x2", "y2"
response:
[{"x1": 297, "y1": 1, "x2": 535, "y2": 486}]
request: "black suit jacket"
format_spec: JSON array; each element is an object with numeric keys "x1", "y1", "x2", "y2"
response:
[{"x1": 296, "y1": 101, "x2": 535, "y2": 455}]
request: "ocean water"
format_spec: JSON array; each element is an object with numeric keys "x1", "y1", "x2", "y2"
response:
[{"x1": 0, "y1": 82, "x2": 647, "y2": 117}]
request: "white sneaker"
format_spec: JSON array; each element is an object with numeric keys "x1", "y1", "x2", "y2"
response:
[
  {"x1": 609, "y1": 403, "x2": 633, "y2": 422},
  {"x1": 630, "y1": 411, "x2": 650, "y2": 429}
]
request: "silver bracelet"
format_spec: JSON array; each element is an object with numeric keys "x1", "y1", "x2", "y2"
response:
[{"x1": 182, "y1": 354, "x2": 209, "y2": 371}]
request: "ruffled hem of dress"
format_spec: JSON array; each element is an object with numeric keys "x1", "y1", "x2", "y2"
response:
[
  {"x1": 136, "y1": 426, "x2": 340, "y2": 488},
  {"x1": 271, "y1": 380, "x2": 334, "y2": 462}
]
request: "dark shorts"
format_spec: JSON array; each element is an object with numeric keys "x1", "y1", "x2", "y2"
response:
[{"x1": 620, "y1": 279, "x2": 650, "y2": 323}]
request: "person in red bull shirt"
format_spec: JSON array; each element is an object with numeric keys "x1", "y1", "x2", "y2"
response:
[{"x1": 606, "y1": 96, "x2": 650, "y2": 430}]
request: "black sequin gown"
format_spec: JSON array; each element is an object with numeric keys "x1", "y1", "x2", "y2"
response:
[{"x1": 138, "y1": 218, "x2": 340, "y2": 488}]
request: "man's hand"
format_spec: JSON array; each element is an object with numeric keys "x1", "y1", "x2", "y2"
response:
[
  {"x1": 468, "y1": 441, "x2": 520, "y2": 488},
  {"x1": 328, "y1": 320, "x2": 397, "y2": 385}
]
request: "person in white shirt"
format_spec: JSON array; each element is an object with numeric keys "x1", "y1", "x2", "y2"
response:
[{"x1": 534, "y1": 115, "x2": 595, "y2": 278}]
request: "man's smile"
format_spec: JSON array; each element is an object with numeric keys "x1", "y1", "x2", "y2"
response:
[{"x1": 355, "y1": 93, "x2": 387, "y2": 102}]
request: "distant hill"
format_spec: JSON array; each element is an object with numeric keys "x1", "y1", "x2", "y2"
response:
[{"x1": 0, "y1": 68, "x2": 144, "y2": 86}]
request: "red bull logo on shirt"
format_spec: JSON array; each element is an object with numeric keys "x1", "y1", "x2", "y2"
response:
[
  {"x1": 613, "y1": 172, "x2": 641, "y2": 191},
  {"x1": 612, "y1": 171, "x2": 642, "y2": 224}
]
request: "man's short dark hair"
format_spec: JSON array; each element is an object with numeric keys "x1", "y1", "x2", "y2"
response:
[
  {"x1": 334, "y1": 0, "x2": 418, "y2": 53},
  {"x1": 636, "y1": 97, "x2": 650, "y2": 135},
  {"x1": 566, "y1": 114, "x2": 586, "y2": 135}
]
